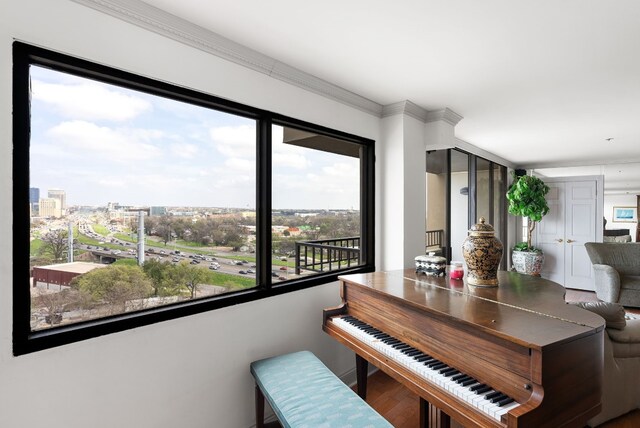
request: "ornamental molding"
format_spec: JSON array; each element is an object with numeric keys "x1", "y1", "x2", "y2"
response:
[
  {"x1": 70, "y1": 0, "x2": 383, "y2": 116},
  {"x1": 381, "y1": 100, "x2": 429, "y2": 122},
  {"x1": 425, "y1": 108, "x2": 463, "y2": 126}
]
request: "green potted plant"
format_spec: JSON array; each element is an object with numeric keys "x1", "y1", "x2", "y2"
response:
[{"x1": 506, "y1": 173, "x2": 550, "y2": 276}]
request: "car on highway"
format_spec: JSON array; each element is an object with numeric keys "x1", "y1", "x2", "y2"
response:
[{"x1": 238, "y1": 270, "x2": 247, "y2": 274}]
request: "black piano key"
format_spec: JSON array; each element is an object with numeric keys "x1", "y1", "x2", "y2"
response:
[
  {"x1": 451, "y1": 373, "x2": 468, "y2": 381},
  {"x1": 394, "y1": 344, "x2": 411, "y2": 350},
  {"x1": 426, "y1": 360, "x2": 443, "y2": 368},
  {"x1": 460, "y1": 378, "x2": 477, "y2": 387},
  {"x1": 454, "y1": 375, "x2": 472, "y2": 384},
  {"x1": 405, "y1": 349, "x2": 422, "y2": 357},
  {"x1": 490, "y1": 393, "x2": 509, "y2": 404},
  {"x1": 485, "y1": 390, "x2": 503, "y2": 400},
  {"x1": 443, "y1": 369, "x2": 460, "y2": 377},
  {"x1": 430, "y1": 362, "x2": 447, "y2": 370},
  {"x1": 497, "y1": 397, "x2": 515, "y2": 407},
  {"x1": 470, "y1": 383, "x2": 487, "y2": 392},
  {"x1": 415, "y1": 355, "x2": 432, "y2": 362},
  {"x1": 475, "y1": 385, "x2": 492, "y2": 394},
  {"x1": 439, "y1": 367, "x2": 457, "y2": 375}
]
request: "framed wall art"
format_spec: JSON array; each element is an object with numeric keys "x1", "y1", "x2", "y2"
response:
[{"x1": 612, "y1": 206, "x2": 638, "y2": 223}]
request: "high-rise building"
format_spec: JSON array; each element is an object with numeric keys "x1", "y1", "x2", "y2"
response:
[
  {"x1": 29, "y1": 187, "x2": 40, "y2": 204},
  {"x1": 29, "y1": 187, "x2": 40, "y2": 216},
  {"x1": 39, "y1": 198, "x2": 62, "y2": 218},
  {"x1": 48, "y1": 189, "x2": 66, "y2": 213}
]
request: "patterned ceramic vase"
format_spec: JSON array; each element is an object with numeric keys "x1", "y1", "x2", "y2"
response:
[{"x1": 462, "y1": 217, "x2": 503, "y2": 287}]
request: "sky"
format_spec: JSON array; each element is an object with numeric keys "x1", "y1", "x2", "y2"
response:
[{"x1": 29, "y1": 65, "x2": 360, "y2": 210}]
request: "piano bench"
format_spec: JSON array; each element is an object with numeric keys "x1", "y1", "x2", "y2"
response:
[{"x1": 250, "y1": 350, "x2": 392, "y2": 428}]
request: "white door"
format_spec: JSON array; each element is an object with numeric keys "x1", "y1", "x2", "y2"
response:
[
  {"x1": 537, "y1": 183, "x2": 565, "y2": 285},
  {"x1": 535, "y1": 176, "x2": 602, "y2": 290},
  {"x1": 564, "y1": 181, "x2": 597, "y2": 290}
]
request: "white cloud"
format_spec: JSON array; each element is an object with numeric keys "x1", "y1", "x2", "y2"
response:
[
  {"x1": 225, "y1": 157, "x2": 255, "y2": 172},
  {"x1": 321, "y1": 162, "x2": 358, "y2": 178},
  {"x1": 170, "y1": 143, "x2": 199, "y2": 159},
  {"x1": 46, "y1": 120, "x2": 163, "y2": 162},
  {"x1": 31, "y1": 78, "x2": 151, "y2": 122},
  {"x1": 272, "y1": 152, "x2": 310, "y2": 169},
  {"x1": 210, "y1": 125, "x2": 256, "y2": 158}
]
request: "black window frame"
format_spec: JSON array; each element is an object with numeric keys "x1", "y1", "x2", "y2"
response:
[{"x1": 13, "y1": 41, "x2": 375, "y2": 355}]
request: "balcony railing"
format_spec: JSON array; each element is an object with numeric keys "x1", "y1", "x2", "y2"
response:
[
  {"x1": 295, "y1": 237, "x2": 360, "y2": 274},
  {"x1": 425, "y1": 229, "x2": 444, "y2": 255}
]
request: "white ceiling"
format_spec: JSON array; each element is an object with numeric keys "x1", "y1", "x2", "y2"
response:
[{"x1": 133, "y1": 0, "x2": 640, "y2": 191}]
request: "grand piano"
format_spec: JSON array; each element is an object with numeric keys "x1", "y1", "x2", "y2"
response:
[{"x1": 323, "y1": 269, "x2": 605, "y2": 428}]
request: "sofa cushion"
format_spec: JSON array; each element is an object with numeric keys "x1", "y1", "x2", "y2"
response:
[
  {"x1": 603, "y1": 235, "x2": 632, "y2": 243},
  {"x1": 571, "y1": 301, "x2": 627, "y2": 330},
  {"x1": 621, "y1": 276, "x2": 640, "y2": 291},
  {"x1": 607, "y1": 319, "x2": 640, "y2": 358}
]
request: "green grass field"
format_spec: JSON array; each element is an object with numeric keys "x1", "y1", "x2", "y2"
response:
[{"x1": 92, "y1": 224, "x2": 109, "y2": 236}]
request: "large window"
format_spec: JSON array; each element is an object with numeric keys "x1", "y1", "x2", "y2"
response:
[
  {"x1": 13, "y1": 42, "x2": 375, "y2": 355},
  {"x1": 425, "y1": 149, "x2": 507, "y2": 265}
]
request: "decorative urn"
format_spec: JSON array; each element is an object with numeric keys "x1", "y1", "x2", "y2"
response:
[
  {"x1": 415, "y1": 252, "x2": 446, "y2": 277},
  {"x1": 462, "y1": 217, "x2": 503, "y2": 287}
]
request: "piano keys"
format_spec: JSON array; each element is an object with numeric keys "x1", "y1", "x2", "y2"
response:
[{"x1": 322, "y1": 269, "x2": 605, "y2": 428}]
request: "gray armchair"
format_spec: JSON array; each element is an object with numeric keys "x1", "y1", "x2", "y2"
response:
[{"x1": 585, "y1": 243, "x2": 640, "y2": 308}]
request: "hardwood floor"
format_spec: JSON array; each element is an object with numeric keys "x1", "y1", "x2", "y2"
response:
[{"x1": 360, "y1": 288, "x2": 640, "y2": 427}]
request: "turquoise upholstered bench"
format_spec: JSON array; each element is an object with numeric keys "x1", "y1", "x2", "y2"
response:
[{"x1": 250, "y1": 350, "x2": 392, "y2": 428}]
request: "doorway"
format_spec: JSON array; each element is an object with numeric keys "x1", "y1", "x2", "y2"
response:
[{"x1": 535, "y1": 176, "x2": 604, "y2": 290}]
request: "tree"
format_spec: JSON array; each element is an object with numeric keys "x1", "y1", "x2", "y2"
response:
[
  {"x1": 142, "y1": 259, "x2": 184, "y2": 297},
  {"x1": 155, "y1": 215, "x2": 174, "y2": 245},
  {"x1": 72, "y1": 265, "x2": 153, "y2": 314},
  {"x1": 38, "y1": 229, "x2": 69, "y2": 262},
  {"x1": 506, "y1": 174, "x2": 550, "y2": 250},
  {"x1": 142, "y1": 258, "x2": 171, "y2": 296},
  {"x1": 31, "y1": 288, "x2": 80, "y2": 326},
  {"x1": 169, "y1": 261, "x2": 209, "y2": 299}
]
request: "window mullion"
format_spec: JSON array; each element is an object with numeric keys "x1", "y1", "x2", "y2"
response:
[{"x1": 257, "y1": 116, "x2": 272, "y2": 288}]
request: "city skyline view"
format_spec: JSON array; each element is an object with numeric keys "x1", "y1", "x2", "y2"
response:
[{"x1": 29, "y1": 65, "x2": 360, "y2": 210}]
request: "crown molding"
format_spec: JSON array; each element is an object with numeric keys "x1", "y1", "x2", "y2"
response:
[
  {"x1": 70, "y1": 0, "x2": 383, "y2": 116},
  {"x1": 518, "y1": 157, "x2": 640, "y2": 170},
  {"x1": 381, "y1": 100, "x2": 430, "y2": 122},
  {"x1": 425, "y1": 108, "x2": 463, "y2": 126}
]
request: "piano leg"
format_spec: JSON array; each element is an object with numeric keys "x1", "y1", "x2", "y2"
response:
[
  {"x1": 420, "y1": 397, "x2": 451, "y2": 428},
  {"x1": 355, "y1": 354, "x2": 368, "y2": 400}
]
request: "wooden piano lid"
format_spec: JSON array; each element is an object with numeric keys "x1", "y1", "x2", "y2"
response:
[{"x1": 337, "y1": 269, "x2": 605, "y2": 350}]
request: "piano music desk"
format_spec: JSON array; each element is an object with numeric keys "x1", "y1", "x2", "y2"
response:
[{"x1": 323, "y1": 269, "x2": 606, "y2": 428}]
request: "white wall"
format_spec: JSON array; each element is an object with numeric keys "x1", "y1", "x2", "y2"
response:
[
  {"x1": 604, "y1": 194, "x2": 638, "y2": 241},
  {"x1": 0, "y1": 1, "x2": 382, "y2": 427}
]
